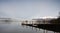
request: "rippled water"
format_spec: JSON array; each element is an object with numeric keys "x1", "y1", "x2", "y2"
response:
[{"x1": 0, "y1": 22, "x2": 57, "y2": 33}]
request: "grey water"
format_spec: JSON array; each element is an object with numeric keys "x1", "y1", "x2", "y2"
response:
[{"x1": 0, "y1": 22, "x2": 58, "y2": 33}]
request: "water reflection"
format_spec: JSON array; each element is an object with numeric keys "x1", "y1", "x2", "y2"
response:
[{"x1": 0, "y1": 22, "x2": 59, "y2": 33}]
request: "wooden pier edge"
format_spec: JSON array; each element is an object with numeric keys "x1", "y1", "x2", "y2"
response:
[{"x1": 22, "y1": 24, "x2": 60, "y2": 32}]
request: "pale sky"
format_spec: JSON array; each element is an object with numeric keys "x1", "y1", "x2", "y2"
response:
[{"x1": 0, "y1": 0, "x2": 60, "y2": 19}]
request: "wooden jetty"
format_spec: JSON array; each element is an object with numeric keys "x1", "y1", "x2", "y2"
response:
[{"x1": 22, "y1": 24, "x2": 60, "y2": 32}]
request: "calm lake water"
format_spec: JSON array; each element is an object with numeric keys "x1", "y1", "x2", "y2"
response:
[{"x1": 0, "y1": 22, "x2": 57, "y2": 33}]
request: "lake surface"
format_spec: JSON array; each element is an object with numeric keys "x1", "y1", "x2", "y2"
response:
[{"x1": 0, "y1": 22, "x2": 57, "y2": 33}]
